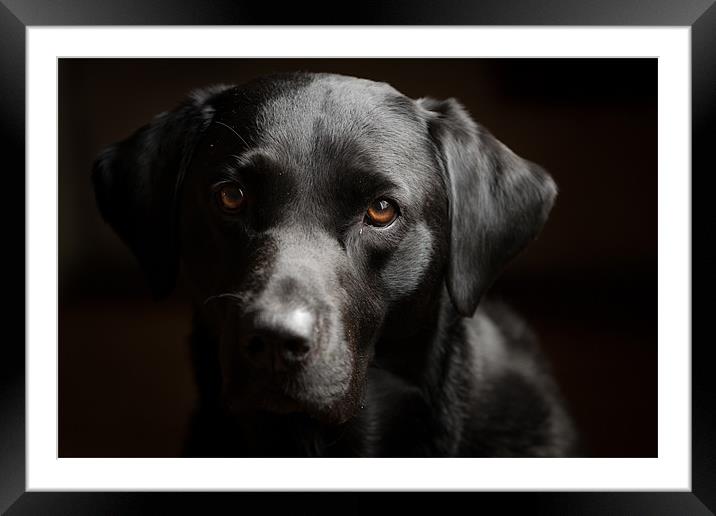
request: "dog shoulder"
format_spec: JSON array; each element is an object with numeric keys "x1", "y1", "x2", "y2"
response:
[{"x1": 461, "y1": 301, "x2": 578, "y2": 456}]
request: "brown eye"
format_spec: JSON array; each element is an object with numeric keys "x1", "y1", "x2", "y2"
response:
[
  {"x1": 216, "y1": 183, "x2": 245, "y2": 212},
  {"x1": 366, "y1": 198, "x2": 399, "y2": 227}
]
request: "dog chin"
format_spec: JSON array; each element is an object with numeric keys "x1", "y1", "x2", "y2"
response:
[{"x1": 223, "y1": 386, "x2": 360, "y2": 425}]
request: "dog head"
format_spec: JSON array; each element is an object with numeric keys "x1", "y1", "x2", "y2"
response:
[{"x1": 93, "y1": 72, "x2": 556, "y2": 424}]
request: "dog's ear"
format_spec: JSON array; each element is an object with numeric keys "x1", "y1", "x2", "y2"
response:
[
  {"x1": 419, "y1": 97, "x2": 557, "y2": 317},
  {"x1": 92, "y1": 86, "x2": 229, "y2": 297}
]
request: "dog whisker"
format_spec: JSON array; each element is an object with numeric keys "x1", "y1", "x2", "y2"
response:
[
  {"x1": 215, "y1": 120, "x2": 250, "y2": 148},
  {"x1": 202, "y1": 292, "x2": 244, "y2": 306}
]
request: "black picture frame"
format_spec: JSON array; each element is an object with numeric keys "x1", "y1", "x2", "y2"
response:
[{"x1": 3, "y1": 1, "x2": 712, "y2": 514}]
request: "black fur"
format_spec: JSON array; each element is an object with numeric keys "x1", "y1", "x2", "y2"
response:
[{"x1": 92, "y1": 72, "x2": 577, "y2": 457}]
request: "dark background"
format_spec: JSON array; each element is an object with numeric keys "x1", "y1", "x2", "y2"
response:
[{"x1": 59, "y1": 58, "x2": 656, "y2": 458}]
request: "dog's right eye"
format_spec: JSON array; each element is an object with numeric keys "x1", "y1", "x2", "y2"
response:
[
  {"x1": 365, "y1": 198, "x2": 399, "y2": 227},
  {"x1": 215, "y1": 183, "x2": 245, "y2": 213}
]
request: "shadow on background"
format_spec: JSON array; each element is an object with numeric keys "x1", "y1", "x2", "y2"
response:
[{"x1": 59, "y1": 58, "x2": 656, "y2": 457}]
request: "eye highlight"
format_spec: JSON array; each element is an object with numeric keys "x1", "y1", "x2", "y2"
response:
[
  {"x1": 215, "y1": 183, "x2": 245, "y2": 213},
  {"x1": 365, "y1": 198, "x2": 399, "y2": 227}
]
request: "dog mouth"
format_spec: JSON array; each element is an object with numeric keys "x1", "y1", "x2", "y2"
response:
[
  {"x1": 221, "y1": 357, "x2": 360, "y2": 424},
  {"x1": 222, "y1": 373, "x2": 350, "y2": 422},
  {"x1": 236, "y1": 392, "x2": 305, "y2": 416},
  {"x1": 222, "y1": 373, "x2": 305, "y2": 415}
]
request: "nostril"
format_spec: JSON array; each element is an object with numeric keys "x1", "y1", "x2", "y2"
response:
[{"x1": 284, "y1": 337, "x2": 311, "y2": 358}]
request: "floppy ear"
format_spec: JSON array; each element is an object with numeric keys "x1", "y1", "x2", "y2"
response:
[
  {"x1": 92, "y1": 86, "x2": 229, "y2": 297},
  {"x1": 419, "y1": 98, "x2": 557, "y2": 317}
]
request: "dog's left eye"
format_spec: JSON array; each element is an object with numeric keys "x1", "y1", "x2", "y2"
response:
[
  {"x1": 365, "y1": 198, "x2": 399, "y2": 227},
  {"x1": 215, "y1": 183, "x2": 245, "y2": 213}
]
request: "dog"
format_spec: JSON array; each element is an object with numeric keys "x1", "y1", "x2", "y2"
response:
[{"x1": 92, "y1": 72, "x2": 577, "y2": 457}]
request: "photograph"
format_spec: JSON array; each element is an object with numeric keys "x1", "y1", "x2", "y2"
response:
[{"x1": 58, "y1": 58, "x2": 657, "y2": 459}]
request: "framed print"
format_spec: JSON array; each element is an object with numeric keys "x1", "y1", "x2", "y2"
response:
[{"x1": 4, "y1": 0, "x2": 713, "y2": 513}]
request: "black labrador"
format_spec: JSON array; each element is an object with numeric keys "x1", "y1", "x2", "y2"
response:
[{"x1": 92, "y1": 72, "x2": 577, "y2": 457}]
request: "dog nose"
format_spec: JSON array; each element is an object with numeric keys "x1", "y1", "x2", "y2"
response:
[{"x1": 243, "y1": 308, "x2": 316, "y2": 372}]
